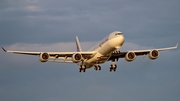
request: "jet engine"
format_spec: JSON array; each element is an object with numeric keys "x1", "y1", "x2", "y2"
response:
[
  {"x1": 149, "y1": 50, "x2": 159, "y2": 60},
  {"x1": 71, "y1": 53, "x2": 82, "y2": 63},
  {"x1": 125, "y1": 52, "x2": 136, "y2": 62},
  {"x1": 39, "y1": 52, "x2": 49, "y2": 62}
]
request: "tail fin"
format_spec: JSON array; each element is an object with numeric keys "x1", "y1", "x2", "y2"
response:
[{"x1": 75, "y1": 36, "x2": 82, "y2": 52}]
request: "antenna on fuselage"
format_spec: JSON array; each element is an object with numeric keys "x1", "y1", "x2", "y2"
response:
[{"x1": 75, "y1": 36, "x2": 82, "y2": 52}]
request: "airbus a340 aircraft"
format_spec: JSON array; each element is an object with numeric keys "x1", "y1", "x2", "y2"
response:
[{"x1": 2, "y1": 31, "x2": 178, "y2": 72}]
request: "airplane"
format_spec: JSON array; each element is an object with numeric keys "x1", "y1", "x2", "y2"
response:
[{"x1": 1, "y1": 31, "x2": 178, "y2": 72}]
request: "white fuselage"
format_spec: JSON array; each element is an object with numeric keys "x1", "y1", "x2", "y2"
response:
[{"x1": 84, "y1": 31, "x2": 125, "y2": 68}]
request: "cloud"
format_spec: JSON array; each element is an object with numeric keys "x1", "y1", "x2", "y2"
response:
[
  {"x1": 25, "y1": 6, "x2": 41, "y2": 12},
  {"x1": 26, "y1": 0, "x2": 38, "y2": 3},
  {"x1": 1, "y1": 0, "x2": 179, "y2": 45},
  {"x1": 121, "y1": 42, "x2": 154, "y2": 51}
]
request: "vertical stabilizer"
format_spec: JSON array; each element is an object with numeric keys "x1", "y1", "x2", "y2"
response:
[{"x1": 75, "y1": 36, "x2": 82, "y2": 52}]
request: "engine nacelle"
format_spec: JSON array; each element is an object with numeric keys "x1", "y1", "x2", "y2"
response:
[
  {"x1": 149, "y1": 50, "x2": 159, "y2": 60},
  {"x1": 39, "y1": 52, "x2": 49, "y2": 62},
  {"x1": 125, "y1": 52, "x2": 136, "y2": 62},
  {"x1": 71, "y1": 53, "x2": 82, "y2": 63}
]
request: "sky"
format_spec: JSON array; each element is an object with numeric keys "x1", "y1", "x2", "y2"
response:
[{"x1": 0, "y1": 0, "x2": 180, "y2": 101}]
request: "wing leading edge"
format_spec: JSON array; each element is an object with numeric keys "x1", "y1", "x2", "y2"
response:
[
  {"x1": 1, "y1": 47, "x2": 95, "y2": 60},
  {"x1": 109, "y1": 43, "x2": 178, "y2": 60}
]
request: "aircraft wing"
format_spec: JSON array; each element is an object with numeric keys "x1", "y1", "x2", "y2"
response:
[
  {"x1": 1, "y1": 47, "x2": 95, "y2": 62},
  {"x1": 109, "y1": 43, "x2": 178, "y2": 60}
]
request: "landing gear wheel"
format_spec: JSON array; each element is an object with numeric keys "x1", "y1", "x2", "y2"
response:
[
  {"x1": 94, "y1": 66, "x2": 98, "y2": 71},
  {"x1": 109, "y1": 66, "x2": 113, "y2": 72},
  {"x1": 110, "y1": 69, "x2": 112, "y2": 72},
  {"x1": 79, "y1": 68, "x2": 82, "y2": 72},
  {"x1": 83, "y1": 68, "x2": 86, "y2": 72},
  {"x1": 98, "y1": 65, "x2": 101, "y2": 70},
  {"x1": 94, "y1": 65, "x2": 101, "y2": 71},
  {"x1": 114, "y1": 64, "x2": 117, "y2": 71}
]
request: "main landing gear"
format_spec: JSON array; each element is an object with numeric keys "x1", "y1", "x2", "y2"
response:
[
  {"x1": 79, "y1": 61, "x2": 118, "y2": 72},
  {"x1": 79, "y1": 65, "x2": 101, "y2": 72},
  {"x1": 94, "y1": 65, "x2": 101, "y2": 71},
  {"x1": 109, "y1": 60, "x2": 117, "y2": 72},
  {"x1": 79, "y1": 65, "x2": 86, "y2": 72}
]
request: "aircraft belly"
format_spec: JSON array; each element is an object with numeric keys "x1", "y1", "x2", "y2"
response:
[{"x1": 85, "y1": 44, "x2": 114, "y2": 69}]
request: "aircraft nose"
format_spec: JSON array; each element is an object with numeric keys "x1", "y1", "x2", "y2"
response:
[{"x1": 119, "y1": 35, "x2": 125, "y2": 45}]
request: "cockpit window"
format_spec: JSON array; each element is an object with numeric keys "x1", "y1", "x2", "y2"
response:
[{"x1": 115, "y1": 33, "x2": 122, "y2": 35}]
